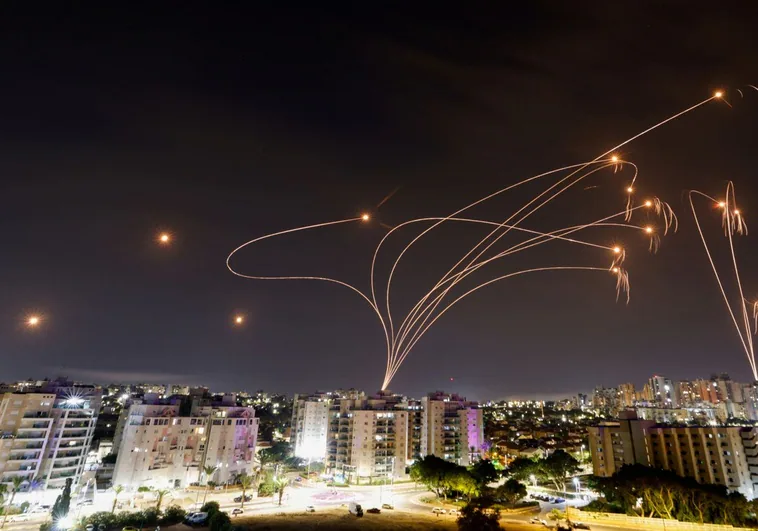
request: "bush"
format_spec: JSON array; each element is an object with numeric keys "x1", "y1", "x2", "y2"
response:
[
  {"x1": 209, "y1": 511, "x2": 231, "y2": 531},
  {"x1": 582, "y1": 499, "x2": 625, "y2": 514},
  {"x1": 83, "y1": 512, "x2": 118, "y2": 530},
  {"x1": 200, "y1": 501, "x2": 220, "y2": 516},
  {"x1": 161, "y1": 505, "x2": 186, "y2": 525},
  {"x1": 19, "y1": 502, "x2": 30, "y2": 514},
  {"x1": 39, "y1": 522, "x2": 52, "y2": 531},
  {"x1": 137, "y1": 486, "x2": 152, "y2": 493},
  {"x1": 257, "y1": 483, "x2": 275, "y2": 497}
]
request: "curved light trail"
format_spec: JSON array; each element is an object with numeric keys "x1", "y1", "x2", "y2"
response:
[{"x1": 227, "y1": 92, "x2": 726, "y2": 389}]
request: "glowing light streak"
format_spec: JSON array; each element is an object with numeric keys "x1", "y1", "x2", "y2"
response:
[
  {"x1": 690, "y1": 183, "x2": 757, "y2": 379},
  {"x1": 227, "y1": 94, "x2": 720, "y2": 389}
]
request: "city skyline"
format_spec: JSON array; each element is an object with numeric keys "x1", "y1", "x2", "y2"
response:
[{"x1": 1, "y1": 5, "x2": 758, "y2": 399}]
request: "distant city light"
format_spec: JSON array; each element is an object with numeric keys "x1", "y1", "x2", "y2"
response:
[
  {"x1": 611, "y1": 155, "x2": 619, "y2": 162},
  {"x1": 27, "y1": 315, "x2": 40, "y2": 327},
  {"x1": 158, "y1": 232, "x2": 171, "y2": 244},
  {"x1": 612, "y1": 246, "x2": 621, "y2": 254},
  {"x1": 645, "y1": 226, "x2": 653, "y2": 234},
  {"x1": 361, "y1": 213, "x2": 370, "y2": 221},
  {"x1": 714, "y1": 91, "x2": 723, "y2": 98}
]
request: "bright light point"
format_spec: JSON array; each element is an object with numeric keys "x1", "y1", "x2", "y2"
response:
[
  {"x1": 234, "y1": 315, "x2": 244, "y2": 325},
  {"x1": 626, "y1": 186, "x2": 633, "y2": 193},
  {"x1": 644, "y1": 200, "x2": 652, "y2": 207},
  {"x1": 158, "y1": 232, "x2": 171, "y2": 244},
  {"x1": 734, "y1": 210, "x2": 741, "y2": 216},
  {"x1": 611, "y1": 155, "x2": 619, "y2": 162},
  {"x1": 361, "y1": 214, "x2": 370, "y2": 221},
  {"x1": 612, "y1": 267, "x2": 619, "y2": 273},
  {"x1": 717, "y1": 201, "x2": 726, "y2": 208},
  {"x1": 612, "y1": 246, "x2": 621, "y2": 254},
  {"x1": 714, "y1": 91, "x2": 723, "y2": 98},
  {"x1": 645, "y1": 226, "x2": 653, "y2": 234},
  {"x1": 27, "y1": 316, "x2": 40, "y2": 326}
]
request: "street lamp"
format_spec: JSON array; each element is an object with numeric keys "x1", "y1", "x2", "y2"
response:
[
  {"x1": 573, "y1": 477, "x2": 581, "y2": 493},
  {"x1": 580, "y1": 444, "x2": 585, "y2": 461}
]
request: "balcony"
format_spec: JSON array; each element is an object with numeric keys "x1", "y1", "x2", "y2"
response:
[
  {"x1": 10, "y1": 445, "x2": 43, "y2": 452},
  {"x1": 52, "y1": 463, "x2": 79, "y2": 471},
  {"x1": 22, "y1": 413, "x2": 50, "y2": 419},
  {"x1": 18, "y1": 424, "x2": 49, "y2": 430},
  {"x1": 15, "y1": 434, "x2": 46, "y2": 440}
]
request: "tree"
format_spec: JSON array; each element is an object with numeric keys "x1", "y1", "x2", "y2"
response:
[
  {"x1": 235, "y1": 473, "x2": 254, "y2": 509},
  {"x1": 111, "y1": 485, "x2": 123, "y2": 513},
  {"x1": 547, "y1": 508, "x2": 565, "y2": 521},
  {"x1": 273, "y1": 477, "x2": 288, "y2": 506},
  {"x1": 447, "y1": 469, "x2": 480, "y2": 502},
  {"x1": 468, "y1": 459, "x2": 499, "y2": 488},
  {"x1": 202, "y1": 466, "x2": 218, "y2": 505},
  {"x1": 1, "y1": 477, "x2": 24, "y2": 528},
  {"x1": 495, "y1": 479, "x2": 527, "y2": 506},
  {"x1": 457, "y1": 503, "x2": 501, "y2": 531},
  {"x1": 52, "y1": 478, "x2": 72, "y2": 520},
  {"x1": 539, "y1": 450, "x2": 580, "y2": 492},
  {"x1": 409, "y1": 455, "x2": 460, "y2": 501},
  {"x1": 505, "y1": 457, "x2": 540, "y2": 482},
  {"x1": 154, "y1": 489, "x2": 170, "y2": 512},
  {"x1": 208, "y1": 511, "x2": 231, "y2": 531}
]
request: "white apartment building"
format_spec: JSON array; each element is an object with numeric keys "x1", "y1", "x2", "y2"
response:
[
  {"x1": 291, "y1": 394, "x2": 330, "y2": 460},
  {"x1": 0, "y1": 382, "x2": 100, "y2": 490},
  {"x1": 421, "y1": 392, "x2": 483, "y2": 466},
  {"x1": 112, "y1": 396, "x2": 258, "y2": 490},
  {"x1": 325, "y1": 392, "x2": 408, "y2": 483}
]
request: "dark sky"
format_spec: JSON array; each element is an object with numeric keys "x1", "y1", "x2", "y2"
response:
[{"x1": 2, "y1": 3, "x2": 758, "y2": 400}]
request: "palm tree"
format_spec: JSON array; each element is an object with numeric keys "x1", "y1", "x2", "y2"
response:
[
  {"x1": 273, "y1": 477, "x2": 288, "y2": 506},
  {"x1": 201, "y1": 466, "x2": 218, "y2": 505},
  {"x1": 154, "y1": 489, "x2": 170, "y2": 512},
  {"x1": 235, "y1": 473, "x2": 254, "y2": 509},
  {"x1": 0, "y1": 478, "x2": 20, "y2": 528},
  {"x1": 111, "y1": 485, "x2": 123, "y2": 513}
]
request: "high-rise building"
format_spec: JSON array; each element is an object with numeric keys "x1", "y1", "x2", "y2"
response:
[
  {"x1": 616, "y1": 383, "x2": 636, "y2": 408},
  {"x1": 0, "y1": 380, "x2": 101, "y2": 489},
  {"x1": 325, "y1": 392, "x2": 409, "y2": 483},
  {"x1": 420, "y1": 392, "x2": 483, "y2": 465},
  {"x1": 291, "y1": 393, "x2": 331, "y2": 460},
  {"x1": 648, "y1": 375, "x2": 677, "y2": 407},
  {"x1": 112, "y1": 394, "x2": 258, "y2": 489},
  {"x1": 592, "y1": 387, "x2": 618, "y2": 414},
  {"x1": 589, "y1": 412, "x2": 758, "y2": 499}
]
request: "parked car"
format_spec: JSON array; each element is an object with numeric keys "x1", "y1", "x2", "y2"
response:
[
  {"x1": 233, "y1": 495, "x2": 252, "y2": 503},
  {"x1": 85, "y1": 525, "x2": 95, "y2": 531},
  {"x1": 530, "y1": 517, "x2": 542, "y2": 524},
  {"x1": 432, "y1": 507, "x2": 447, "y2": 515},
  {"x1": 123, "y1": 527, "x2": 139, "y2": 531},
  {"x1": 348, "y1": 502, "x2": 363, "y2": 517},
  {"x1": 574, "y1": 523, "x2": 591, "y2": 530},
  {"x1": 184, "y1": 512, "x2": 209, "y2": 525},
  {"x1": 555, "y1": 497, "x2": 566, "y2": 503},
  {"x1": 366, "y1": 508, "x2": 381, "y2": 514},
  {"x1": 448, "y1": 509, "x2": 460, "y2": 516},
  {"x1": 305, "y1": 505, "x2": 316, "y2": 513},
  {"x1": 381, "y1": 503, "x2": 394, "y2": 510},
  {"x1": 231, "y1": 508, "x2": 244, "y2": 516}
]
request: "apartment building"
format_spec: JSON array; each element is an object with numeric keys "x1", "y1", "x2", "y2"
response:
[
  {"x1": 0, "y1": 381, "x2": 101, "y2": 490},
  {"x1": 112, "y1": 394, "x2": 258, "y2": 490},
  {"x1": 616, "y1": 383, "x2": 637, "y2": 408},
  {"x1": 589, "y1": 412, "x2": 758, "y2": 499},
  {"x1": 325, "y1": 392, "x2": 408, "y2": 483},
  {"x1": 420, "y1": 392, "x2": 483, "y2": 466},
  {"x1": 291, "y1": 393, "x2": 331, "y2": 460}
]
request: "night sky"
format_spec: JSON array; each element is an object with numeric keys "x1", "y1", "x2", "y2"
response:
[{"x1": 2, "y1": 4, "x2": 758, "y2": 400}]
